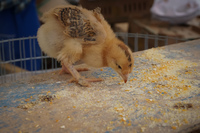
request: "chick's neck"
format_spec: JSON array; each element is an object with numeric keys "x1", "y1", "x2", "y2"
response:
[{"x1": 102, "y1": 37, "x2": 121, "y2": 67}]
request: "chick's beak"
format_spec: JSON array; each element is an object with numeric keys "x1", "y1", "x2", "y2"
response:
[{"x1": 119, "y1": 73, "x2": 129, "y2": 83}]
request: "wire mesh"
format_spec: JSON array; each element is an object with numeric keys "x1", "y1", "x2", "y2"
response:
[{"x1": 0, "y1": 33, "x2": 185, "y2": 84}]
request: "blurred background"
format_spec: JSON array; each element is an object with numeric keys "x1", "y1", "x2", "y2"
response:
[{"x1": 1, "y1": 0, "x2": 200, "y2": 80}]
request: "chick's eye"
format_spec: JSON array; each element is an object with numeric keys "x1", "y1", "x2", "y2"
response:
[
  {"x1": 116, "y1": 64, "x2": 122, "y2": 69},
  {"x1": 129, "y1": 63, "x2": 132, "y2": 67}
]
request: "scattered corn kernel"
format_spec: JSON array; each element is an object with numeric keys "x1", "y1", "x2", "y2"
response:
[
  {"x1": 25, "y1": 98, "x2": 29, "y2": 102},
  {"x1": 60, "y1": 125, "x2": 65, "y2": 129},
  {"x1": 46, "y1": 91, "x2": 51, "y2": 94},
  {"x1": 183, "y1": 119, "x2": 188, "y2": 124},
  {"x1": 121, "y1": 117, "x2": 126, "y2": 122},
  {"x1": 146, "y1": 99, "x2": 154, "y2": 103},
  {"x1": 107, "y1": 126, "x2": 112, "y2": 130},
  {"x1": 115, "y1": 106, "x2": 124, "y2": 112},
  {"x1": 128, "y1": 123, "x2": 131, "y2": 126},
  {"x1": 110, "y1": 121, "x2": 114, "y2": 124},
  {"x1": 141, "y1": 127, "x2": 146, "y2": 132},
  {"x1": 171, "y1": 126, "x2": 177, "y2": 130}
]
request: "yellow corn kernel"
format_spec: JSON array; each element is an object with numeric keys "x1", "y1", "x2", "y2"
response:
[
  {"x1": 146, "y1": 99, "x2": 153, "y2": 103},
  {"x1": 46, "y1": 91, "x2": 51, "y2": 94},
  {"x1": 171, "y1": 126, "x2": 177, "y2": 130},
  {"x1": 110, "y1": 121, "x2": 114, "y2": 124},
  {"x1": 121, "y1": 117, "x2": 126, "y2": 122},
  {"x1": 150, "y1": 117, "x2": 154, "y2": 121},
  {"x1": 183, "y1": 119, "x2": 188, "y2": 124},
  {"x1": 25, "y1": 98, "x2": 29, "y2": 102}
]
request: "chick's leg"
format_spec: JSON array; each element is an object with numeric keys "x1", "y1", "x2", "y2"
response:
[
  {"x1": 63, "y1": 62, "x2": 102, "y2": 87},
  {"x1": 59, "y1": 62, "x2": 89, "y2": 75}
]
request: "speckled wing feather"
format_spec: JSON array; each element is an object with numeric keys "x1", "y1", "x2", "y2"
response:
[{"x1": 54, "y1": 7, "x2": 106, "y2": 44}]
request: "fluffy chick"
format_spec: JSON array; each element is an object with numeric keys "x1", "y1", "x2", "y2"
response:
[{"x1": 37, "y1": 5, "x2": 134, "y2": 86}]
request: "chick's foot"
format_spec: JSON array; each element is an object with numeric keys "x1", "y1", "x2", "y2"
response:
[{"x1": 69, "y1": 77, "x2": 103, "y2": 87}]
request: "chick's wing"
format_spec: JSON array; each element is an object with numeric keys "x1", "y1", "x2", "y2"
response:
[{"x1": 54, "y1": 6, "x2": 106, "y2": 45}]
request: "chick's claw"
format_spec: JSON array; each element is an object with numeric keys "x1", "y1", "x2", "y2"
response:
[
  {"x1": 78, "y1": 79, "x2": 91, "y2": 87},
  {"x1": 69, "y1": 77, "x2": 91, "y2": 87},
  {"x1": 85, "y1": 78, "x2": 103, "y2": 82},
  {"x1": 76, "y1": 68, "x2": 89, "y2": 72}
]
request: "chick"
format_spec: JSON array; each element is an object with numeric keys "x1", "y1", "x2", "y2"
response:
[{"x1": 37, "y1": 5, "x2": 134, "y2": 87}]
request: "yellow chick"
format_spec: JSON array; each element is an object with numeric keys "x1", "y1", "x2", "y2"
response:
[{"x1": 37, "y1": 5, "x2": 134, "y2": 87}]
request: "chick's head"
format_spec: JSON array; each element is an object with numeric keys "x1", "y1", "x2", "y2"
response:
[{"x1": 106, "y1": 42, "x2": 134, "y2": 83}]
